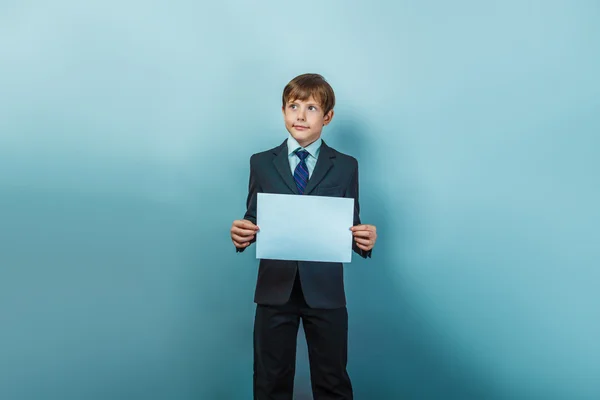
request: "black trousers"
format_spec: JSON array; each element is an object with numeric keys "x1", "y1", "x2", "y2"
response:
[{"x1": 253, "y1": 272, "x2": 353, "y2": 400}]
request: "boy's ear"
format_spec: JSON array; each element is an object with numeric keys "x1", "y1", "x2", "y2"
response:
[{"x1": 323, "y1": 109, "x2": 334, "y2": 126}]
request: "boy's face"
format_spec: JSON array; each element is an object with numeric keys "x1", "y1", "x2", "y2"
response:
[{"x1": 282, "y1": 96, "x2": 333, "y2": 147}]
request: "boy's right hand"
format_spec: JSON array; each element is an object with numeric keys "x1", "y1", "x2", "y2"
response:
[{"x1": 230, "y1": 219, "x2": 259, "y2": 249}]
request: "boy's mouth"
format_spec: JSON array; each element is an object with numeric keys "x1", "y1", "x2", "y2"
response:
[{"x1": 294, "y1": 125, "x2": 309, "y2": 130}]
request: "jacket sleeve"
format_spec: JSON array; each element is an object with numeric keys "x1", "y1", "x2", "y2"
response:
[
  {"x1": 236, "y1": 154, "x2": 260, "y2": 253},
  {"x1": 347, "y1": 159, "x2": 372, "y2": 259}
]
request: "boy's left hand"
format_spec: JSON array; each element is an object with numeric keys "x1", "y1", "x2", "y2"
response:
[{"x1": 351, "y1": 224, "x2": 377, "y2": 251}]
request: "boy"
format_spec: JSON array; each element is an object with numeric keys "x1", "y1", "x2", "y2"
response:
[{"x1": 230, "y1": 73, "x2": 377, "y2": 400}]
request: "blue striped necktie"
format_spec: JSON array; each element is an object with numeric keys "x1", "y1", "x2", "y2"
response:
[{"x1": 294, "y1": 149, "x2": 310, "y2": 194}]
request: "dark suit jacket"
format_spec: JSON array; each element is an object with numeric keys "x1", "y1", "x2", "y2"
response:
[{"x1": 237, "y1": 139, "x2": 372, "y2": 309}]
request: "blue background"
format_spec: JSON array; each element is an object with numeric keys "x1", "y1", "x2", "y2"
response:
[{"x1": 1, "y1": 1, "x2": 599, "y2": 399}]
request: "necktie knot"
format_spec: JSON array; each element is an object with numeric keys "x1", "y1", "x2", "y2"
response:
[{"x1": 295, "y1": 149, "x2": 310, "y2": 161}]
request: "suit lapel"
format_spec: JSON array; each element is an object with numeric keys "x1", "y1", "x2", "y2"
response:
[
  {"x1": 303, "y1": 140, "x2": 335, "y2": 195},
  {"x1": 272, "y1": 140, "x2": 299, "y2": 194}
]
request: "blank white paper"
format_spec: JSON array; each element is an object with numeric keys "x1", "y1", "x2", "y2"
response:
[{"x1": 256, "y1": 193, "x2": 354, "y2": 263}]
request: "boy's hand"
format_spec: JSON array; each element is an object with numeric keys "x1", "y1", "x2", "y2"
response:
[
  {"x1": 231, "y1": 219, "x2": 259, "y2": 249},
  {"x1": 351, "y1": 224, "x2": 377, "y2": 251}
]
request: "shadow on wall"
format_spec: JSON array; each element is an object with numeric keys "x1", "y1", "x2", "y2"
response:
[{"x1": 298, "y1": 113, "x2": 501, "y2": 399}]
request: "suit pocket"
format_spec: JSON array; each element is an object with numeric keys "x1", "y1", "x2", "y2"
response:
[{"x1": 316, "y1": 185, "x2": 343, "y2": 197}]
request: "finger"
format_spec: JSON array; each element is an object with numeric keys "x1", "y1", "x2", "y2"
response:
[
  {"x1": 354, "y1": 237, "x2": 372, "y2": 245},
  {"x1": 352, "y1": 230, "x2": 372, "y2": 238},
  {"x1": 232, "y1": 226, "x2": 257, "y2": 237},
  {"x1": 231, "y1": 231, "x2": 255, "y2": 241},
  {"x1": 356, "y1": 242, "x2": 371, "y2": 251},
  {"x1": 234, "y1": 220, "x2": 259, "y2": 230},
  {"x1": 232, "y1": 233, "x2": 255, "y2": 243},
  {"x1": 351, "y1": 224, "x2": 375, "y2": 231}
]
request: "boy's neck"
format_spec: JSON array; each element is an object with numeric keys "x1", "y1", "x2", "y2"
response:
[{"x1": 294, "y1": 136, "x2": 322, "y2": 149}]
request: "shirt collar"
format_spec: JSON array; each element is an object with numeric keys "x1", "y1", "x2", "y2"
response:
[{"x1": 287, "y1": 134, "x2": 322, "y2": 159}]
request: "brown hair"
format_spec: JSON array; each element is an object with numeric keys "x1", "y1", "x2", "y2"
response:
[{"x1": 282, "y1": 73, "x2": 336, "y2": 115}]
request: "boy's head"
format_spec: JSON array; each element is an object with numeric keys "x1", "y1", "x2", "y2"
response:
[{"x1": 282, "y1": 73, "x2": 335, "y2": 147}]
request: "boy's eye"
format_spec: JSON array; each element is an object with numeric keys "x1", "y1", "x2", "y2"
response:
[
  {"x1": 308, "y1": 106, "x2": 317, "y2": 111},
  {"x1": 289, "y1": 104, "x2": 297, "y2": 110}
]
